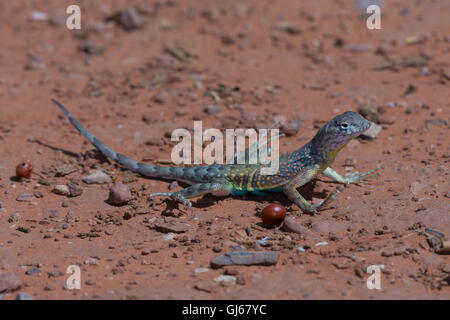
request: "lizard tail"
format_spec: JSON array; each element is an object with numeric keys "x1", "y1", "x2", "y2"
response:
[{"x1": 52, "y1": 99, "x2": 189, "y2": 181}]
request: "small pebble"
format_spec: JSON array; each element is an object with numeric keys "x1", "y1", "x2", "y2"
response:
[
  {"x1": 108, "y1": 183, "x2": 132, "y2": 205},
  {"x1": 214, "y1": 275, "x2": 237, "y2": 284},
  {"x1": 82, "y1": 170, "x2": 111, "y2": 184},
  {"x1": 280, "y1": 120, "x2": 301, "y2": 136},
  {"x1": 360, "y1": 122, "x2": 382, "y2": 140},
  {"x1": 29, "y1": 11, "x2": 48, "y2": 21},
  {"x1": 84, "y1": 258, "x2": 98, "y2": 265},
  {"x1": 47, "y1": 270, "x2": 64, "y2": 278},
  {"x1": 224, "y1": 269, "x2": 239, "y2": 276},
  {"x1": 236, "y1": 276, "x2": 246, "y2": 285},
  {"x1": 115, "y1": 8, "x2": 143, "y2": 31},
  {"x1": 52, "y1": 184, "x2": 70, "y2": 196},
  {"x1": 16, "y1": 193, "x2": 35, "y2": 202},
  {"x1": 154, "y1": 218, "x2": 190, "y2": 234},
  {"x1": 16, "y1": 292, "x2": 33, "y2": 300},
  {"x1": 0, "y1": 273, "x2": 22, "y2": 293},
  {"x1": 85, "y1": 279, "x2": 96, "y2": 286},
  {"x1": 273, "y1": 22, "x2": 301, "y2": 35},
  {"x1": 204, "y1": 105, "x2": 222, "y2": 115},
  {"x1": 283, "y1": 217, "x2": 321, "y2": 240},
  {"x1": 210, "y1": 251, "x2": 280, "y2": 269},
  {"x1": 194, "y1": 267, "x2": 210, "y2": 275},
  {"x1": 25, "y1": 268, "x2": 42, "y2": 276},
  {"x1": 358, "y1": 106, "x2": 379, "y2": 123},
  {"x1": 168, "y1": 181, "x2": 179, "y2": 191},
  {"x1": 56, "y1": 164, "x2": 77, "y2": 177},
  {"x1": 33, "y1": 191, "x2": 44, "y2": 198},
  {"x1": 67, "y1": 183, "x2": 83, "y2": 197}
]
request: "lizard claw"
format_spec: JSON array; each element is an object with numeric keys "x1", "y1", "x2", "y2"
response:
[
  {"x1": 172, "y1": 193, "x2": 192, "y2": 209},
  {"x1": 309, "y1": 190, "x2": 340, "y2": 214},
  {"x1": 346, "y1": 166, "x2": 382, "y2": 184},
  {"x1": 321, "y1": 190, "x2": 340, "y2": 207},
  {"x1": 148, "y1": 192, "x2": 192, "y2": 209},
  {"x1": 181, "y1": 199, "x2": 192, "y2": 209},
  {"x1": 304, "y1": 207, "x2": 318, "y2": 215}
]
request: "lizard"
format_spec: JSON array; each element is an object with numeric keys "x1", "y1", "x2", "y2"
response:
[{"x1": 52, "y1": 99, "x2": 380, "y2": 214}]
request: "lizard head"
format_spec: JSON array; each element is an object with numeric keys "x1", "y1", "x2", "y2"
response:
[{"x1": 311, "y1": 111, "x2": 371, "y2": 153}]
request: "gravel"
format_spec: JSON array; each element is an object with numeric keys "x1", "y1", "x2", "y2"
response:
[{"x1": 82, "y1": 170, "x2": 111, "y2": 184}]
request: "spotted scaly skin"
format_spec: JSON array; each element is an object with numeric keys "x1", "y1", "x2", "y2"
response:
[{"x1": 53, "y1": 99, "x2": 380, "y2": 214}]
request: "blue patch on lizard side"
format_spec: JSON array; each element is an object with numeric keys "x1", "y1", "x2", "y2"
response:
[
  {"x1": 231, "y1": 189, "x2": 248, "y2": 196},
  {"x1": 231, "y1": 187, "x2": 283, "y2": 196}
]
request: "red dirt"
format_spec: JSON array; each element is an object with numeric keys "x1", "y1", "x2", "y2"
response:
[{"x1": 0, "y1": 0, "x2": 449, "y2": 300}]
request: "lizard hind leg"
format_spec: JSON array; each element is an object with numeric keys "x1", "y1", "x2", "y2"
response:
[{"x1": 148, "y1": 180, "x2": 233, "y2": 208}]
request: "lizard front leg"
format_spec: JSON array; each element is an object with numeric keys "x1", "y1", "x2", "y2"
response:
[
  {"x1": 323, "y1": 166, "x2": 381, "y2": 184},
  {"x1": 282, "y1": 167, "x2": 337, "y2": 214},
  {"x1": 148, "y1": 180, "x2": 233, "y2": 208}
]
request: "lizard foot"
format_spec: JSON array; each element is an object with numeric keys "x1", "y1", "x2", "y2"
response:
[
  {"x1": 171, "y1": 193, "x2": 193, "y2": 209},
  {"x1": 303, "y1": 190, "x2": 340, "y2": 215},
  {"x1": 147, "y1": 192, "x2": 192, "y2": 209},
  {"x1": 345, "y1": 165, "x2": 382, "y2": 184}
]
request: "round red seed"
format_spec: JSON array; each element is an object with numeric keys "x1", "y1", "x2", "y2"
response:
[
  {"x1": 261, "y1": 204, "x2": 286, "y2": 226},
  {"x1": 16, "y1": 162, "x2": 33, "y2": 179}
]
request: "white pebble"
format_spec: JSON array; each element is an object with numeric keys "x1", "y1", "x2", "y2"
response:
[{"x1": 82, "y1": 170, "x2": 111, "y2": 184}]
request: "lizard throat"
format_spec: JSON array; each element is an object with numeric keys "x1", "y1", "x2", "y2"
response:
[{"x1": 327, "y1": 144, "x2": 346, "y2": 160}]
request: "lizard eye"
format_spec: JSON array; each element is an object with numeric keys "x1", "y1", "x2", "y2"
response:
[{"x1": 340, "y1": 122, "x2": 349, "y2": 129}]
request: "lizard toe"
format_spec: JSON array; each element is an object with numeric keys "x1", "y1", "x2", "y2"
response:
[{"x1": 182, "y1": 199, "x2": 192, "y2": 209}]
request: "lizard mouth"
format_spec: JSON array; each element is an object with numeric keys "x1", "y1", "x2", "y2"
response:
[
  {"x1": 352, "y1": 121, "x2": 371, "y2": 137},
  {"x1": 360, "y1": 121, "x2": 371, "y2": 133}
]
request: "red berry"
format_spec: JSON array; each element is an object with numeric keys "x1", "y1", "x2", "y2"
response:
[
  {"x1": 261, "y1": 204, "x2": 286, "y2": 226},
  {"x1": 16, "y1": 162, "x2": 33, "y2": 179}
]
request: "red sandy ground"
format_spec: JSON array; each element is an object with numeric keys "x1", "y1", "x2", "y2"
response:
[{"x1": 0, "y1": 0, "x2": 449, "y2": 299}]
